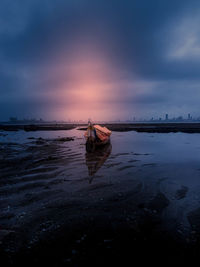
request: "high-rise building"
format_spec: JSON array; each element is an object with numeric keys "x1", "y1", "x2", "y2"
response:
[
  {"x1": 165, "y1": 114, "x2": 168, "y2": 120},
  {"x1": 188, "y1": 113, "x2": 191, "y2": 120}
]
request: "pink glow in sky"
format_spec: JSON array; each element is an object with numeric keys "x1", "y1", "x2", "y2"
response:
[{"x1": 44, "y1": 39, "x2": 134, "y2": 121}]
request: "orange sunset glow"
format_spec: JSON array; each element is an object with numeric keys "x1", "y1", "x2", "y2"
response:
[{"x1": 46, "y1": 42, "x2": 128, "y2": 121}]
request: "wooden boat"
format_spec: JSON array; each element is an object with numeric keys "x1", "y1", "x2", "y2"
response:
[{"x1": 84, "y1": 121, "x2": 112, "y2": 152}]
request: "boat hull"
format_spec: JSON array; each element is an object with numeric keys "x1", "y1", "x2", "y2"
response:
[
  {"x1": 84, "y1": 122, "x2": 111, "y2": 152},
  {"x1": 86, "y1": 137, "x2": 110, "y2": 152}
]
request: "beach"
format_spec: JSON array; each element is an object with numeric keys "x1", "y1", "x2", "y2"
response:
[
  {"x1": 2, "y1": 122, "x2": 200, "y2": 133},
  {"x1": 1, "y1": 0, "x2": 200, "y2": 264},
  {"x1": 1, "y1": 126, "x2": 200, "y2": 266}
]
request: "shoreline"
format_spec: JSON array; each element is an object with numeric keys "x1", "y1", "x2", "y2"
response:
[{"x1": 1, "y1": 122, "x2": 200, "y2": 133}]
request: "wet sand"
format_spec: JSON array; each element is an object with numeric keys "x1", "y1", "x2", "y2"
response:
[{"x1": 1, "y1": 130, "x2": 200, "y2": 266}]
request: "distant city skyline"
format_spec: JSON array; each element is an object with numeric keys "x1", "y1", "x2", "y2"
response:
[{"x1": 3, "y1": 113, "x2": 200, "y2": 123}]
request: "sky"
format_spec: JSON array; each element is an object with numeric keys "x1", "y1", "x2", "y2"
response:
[{"x1": 1, "y1": 0, "x2": 200, "y2": 121}]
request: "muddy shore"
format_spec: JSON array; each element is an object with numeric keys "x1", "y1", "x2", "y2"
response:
[
  {"x1": 0, "y1": 124, "x2": 77, "y2": 132},
  {"x1": 1, "y1": 130, "x2": 200, "y2": 266},
  {"x1": 1, "y1": 122, "x2": 200, "y2": 133}
]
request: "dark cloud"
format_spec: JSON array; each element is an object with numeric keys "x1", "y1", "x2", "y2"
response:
[{"x1": 1, "y1": 0, "x2": 200, "y2": 120}]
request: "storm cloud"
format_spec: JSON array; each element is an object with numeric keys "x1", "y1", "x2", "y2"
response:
[{"x1": 1, "y1": 0, "x2": 200, "y2": 121}]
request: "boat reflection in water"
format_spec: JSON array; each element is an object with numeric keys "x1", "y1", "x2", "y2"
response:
[{"x1": 85, "y1": 143, "x2": 112, "y2": 182}]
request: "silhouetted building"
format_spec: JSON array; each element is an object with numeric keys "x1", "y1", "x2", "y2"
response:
[
  {"x1": 177, "y1": 116, "x2": 183, "y2": 121},
  {"x1": 188, "y1": 113, "x2": 191, "y2": 120},
  {"x1": 165, "y1": 114, "x2": 168, "y2": 120}
]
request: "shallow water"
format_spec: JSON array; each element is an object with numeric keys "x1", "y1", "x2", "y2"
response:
[{"x1": 1, "y1": 128, "x2": 200, "y2": 237}]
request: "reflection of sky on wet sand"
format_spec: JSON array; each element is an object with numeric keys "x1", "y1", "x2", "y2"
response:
[
  {"x1": 1, "y1": 129, "x2": 200, "y2": 233},
  {"x1": 1, "y1": 128, "x2": 200, "y2": 173}
]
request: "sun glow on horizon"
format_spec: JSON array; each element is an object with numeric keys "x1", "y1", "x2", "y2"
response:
[
  {"x1": 39, "y1": 32, "x2": 137, "y2": 121},
  {"x1": 49, "y1": 42, "x2": 124, "y2": 120}
]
